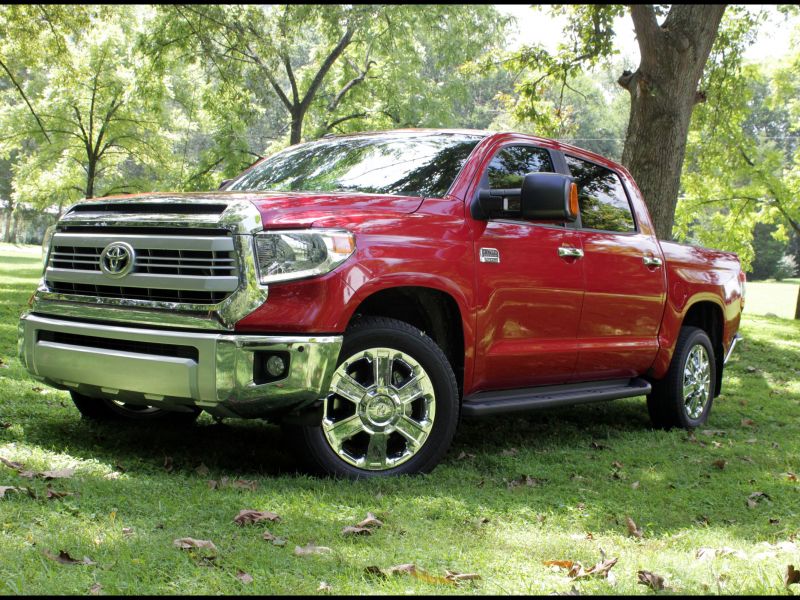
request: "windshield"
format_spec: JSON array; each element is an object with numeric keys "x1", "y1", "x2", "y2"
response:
[{"x1": 226, "y1": 133, "x2": 483, "y2": 198}]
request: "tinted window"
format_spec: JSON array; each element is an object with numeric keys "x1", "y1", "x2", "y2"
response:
[
  {"x1": 226, "y1": 134, "x2": 481, "y2": 198},
  {"x1": 565, "y1": 155, "x2": 636, "y2": 233},
  {"x1": 486, "y1": 145, "x2": 553, "y2": 188}
]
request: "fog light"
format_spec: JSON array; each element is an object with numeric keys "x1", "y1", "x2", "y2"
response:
[{"x1": 265, "y1": 355, "x2": 286, "y2": 377}]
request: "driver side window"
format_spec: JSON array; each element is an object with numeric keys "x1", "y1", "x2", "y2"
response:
[{"x1": 486, "y1": 145, "x2": 554, "y2": 188}]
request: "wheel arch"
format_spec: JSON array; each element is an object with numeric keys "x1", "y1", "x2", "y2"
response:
[{"x1": 346, "y1": 285, "x2": 467, "y2": 397}]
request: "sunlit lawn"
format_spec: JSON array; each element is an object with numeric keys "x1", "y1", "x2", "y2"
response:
[
  {"x1": 1, "y1": 247, "x2": 799, "y2": 594},
  {"x1": 746, "y1": 278, "x2": 799, "y2": 320}
]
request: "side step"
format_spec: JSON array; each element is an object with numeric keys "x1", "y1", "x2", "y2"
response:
[{"x1": 461, "y1": 378, "x2": 652, "y2": 417}]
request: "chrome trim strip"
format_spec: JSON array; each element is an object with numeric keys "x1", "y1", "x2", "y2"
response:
[
  {"x1": 45, "y1": 268, "x2": 239, "y2": 292},
  {"x1": 724, "y1": 333, "x2": 742, "y2": 365},
  {"x1": 51, "y1": 232, "x2": 235, "y2": 252}
]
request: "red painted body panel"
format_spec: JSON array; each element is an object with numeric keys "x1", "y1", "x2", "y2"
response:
[{"x1": 230, "y1": 130, "x2": 743, "y2": 397}]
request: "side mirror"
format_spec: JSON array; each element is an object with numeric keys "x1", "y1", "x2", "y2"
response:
[
  {"x1": 472, "y1": 172, "x2": 579, "y2": 222},
  {"x1": 218, "y1": 179, "x2": 232, "y2": 190}
]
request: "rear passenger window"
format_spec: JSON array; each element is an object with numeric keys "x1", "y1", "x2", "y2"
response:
[
  {"x1": 487, "y1": 146, "x2": 553, "y2": 188},
  {"x1": 564, "y1": 155, "x2": 636, "y2": 233}
]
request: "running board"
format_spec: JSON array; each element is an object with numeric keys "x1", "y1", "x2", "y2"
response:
[{"x1": 461, "y1": 378, "x2": 652, "y2": 417}]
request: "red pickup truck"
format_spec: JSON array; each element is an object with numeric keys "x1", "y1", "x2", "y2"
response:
[{"x1": 19, "y1": 129, "x2": 744, "y2": 477}]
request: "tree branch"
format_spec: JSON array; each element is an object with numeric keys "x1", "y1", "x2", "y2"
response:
[{"x1": 0, "y1": 56, "x2": 51, "y2": 143}]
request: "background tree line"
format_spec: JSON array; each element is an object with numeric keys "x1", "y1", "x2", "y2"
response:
[{"x1": 1, "y1": 4, "x2": 798, "y2": 285}]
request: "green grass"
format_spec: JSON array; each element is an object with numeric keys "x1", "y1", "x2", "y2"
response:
[
  {"x1": 746, "y1": 278, "x2": 799, "y2": 320},
  {"x1": 1, "y1": 247, "x2": 799, "y2": 595}
]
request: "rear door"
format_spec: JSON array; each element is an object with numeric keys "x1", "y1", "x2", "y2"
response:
[
  {"x1": 470, "y1": 144, "x2": 585, "y2": 391},
  {"x1": 564, "y1": 154, "x2": 667, "y2": 379}
]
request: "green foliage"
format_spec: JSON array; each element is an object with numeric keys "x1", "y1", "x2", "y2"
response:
[
  {"x1": 675, "y1": 12, "x2": 800, "y2": 270},
  {"x1": 750, "y1": 223, "x2": 790, "y2": 280}
]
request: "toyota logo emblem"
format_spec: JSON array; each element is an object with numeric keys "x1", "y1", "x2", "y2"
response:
[{"x1": 100, "y1": 242, "x2": 135, "y2": 278}]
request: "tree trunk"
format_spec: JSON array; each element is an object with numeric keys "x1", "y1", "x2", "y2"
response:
[
  {"x1": 795, "y1": 285, "x2": 800, "y2": 320},
  {"x1": 289, "y1": 113, "x2": 303, "y2": 146},
  {"x1": 3, "y1": 199, "x2": 15, "y2": 244},
  {"x1": 7, "y1": 209, "x2": 19, "y2": 244},
  {"x1": 619, "y1": 5, "x2": 726, "y2": 240},
  {"x1": 86, "y1": 158, "x2": 96, "y2": 199}
]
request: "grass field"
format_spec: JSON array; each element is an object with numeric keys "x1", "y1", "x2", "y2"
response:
[
  {"x1": 1, "y1": 247, "x2": 799, "y2": 595},
  {"x1": 746, "y1": 278, "x2": 799, "y2": 320}
]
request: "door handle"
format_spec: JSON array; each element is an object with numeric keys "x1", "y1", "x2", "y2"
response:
[
  {"x1": 558, "y1": 247, "x2": 584, "y2": 259},
  {"x1": 643, "y1": 255, "x2": 663, "y2": 267}
]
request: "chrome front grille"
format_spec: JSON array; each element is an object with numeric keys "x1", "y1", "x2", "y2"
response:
[
  {"x1": 34, "y1": 196, "x2": 268, "y2": 330},
  {"x1": 44, "y1": 231, "x2": 239, "y2": 304},
  {"x1": 49, "y1": 245, "x2": 237, "y2": 277}
]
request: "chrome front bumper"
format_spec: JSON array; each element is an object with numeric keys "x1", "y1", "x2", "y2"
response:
[{"x1": 18, "y1": 313, "x2": 342, "y2": 419}]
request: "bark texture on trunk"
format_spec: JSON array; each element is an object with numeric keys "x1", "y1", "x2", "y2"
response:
[
  {"x1": 619, "y1": 5, "x2": 726, "y2": 240},
  {"x1": 794, "y1": 285, "x2": 800, "y2": 321}
]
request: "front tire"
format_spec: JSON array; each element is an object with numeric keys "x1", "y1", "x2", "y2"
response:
[
  {"x1": 295, "y1": 316, "x2": 460, "y2": 478},
  {"x1": 71, "y1": 391, "x2": 201, "y2": 425},
  {"x1": 647, "y1": 326, "x2": 716, "y2": 430}
]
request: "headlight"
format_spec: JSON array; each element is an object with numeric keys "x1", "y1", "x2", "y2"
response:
[
  {"x1": 42, "y1": 225, "x2": 56, "y2": 270},
  {"x1": 253, "y1": 229, "x2": 355, "y2": 285}
]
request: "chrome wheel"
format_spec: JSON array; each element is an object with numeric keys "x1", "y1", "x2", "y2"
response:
[
  {"x1": 683, "y1": 344, "x2": 711, "y2": 419},
  {"x1": 322, "y1": 347, "x2": 436, "y2": 471}
]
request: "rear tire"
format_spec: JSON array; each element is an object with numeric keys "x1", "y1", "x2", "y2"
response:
[
  {"x1": 71, "y1": 392, "x2": 201, "y2": 425},
  {"x1": 293, "y1": 316, "x2": 460, "y2": 478},
  {"x1": 647, "y1": 326, "x2": 716, "y2": 430}
]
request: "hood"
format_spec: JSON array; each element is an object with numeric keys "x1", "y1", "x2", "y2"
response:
[{"x1": 92, "y1": 190, "x2": 424, "y2": 229}]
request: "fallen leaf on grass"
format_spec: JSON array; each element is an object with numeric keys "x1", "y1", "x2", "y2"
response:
[
  {"x1": 233, "y1": 509, "x2": 280, "y2": 526},
  {"x1": 89, "y1": 583, "x2": 102, "y2": 595},
  {"x1": 637, "y1": 570, "x2": 666, "y2": 590},
  {"x1": 356, "y1": 512, "x2": 383, "y2": 528},
  {"x1": 44, "y1": 549, "x2": 96, "y2": 565},
  {"x1": 501, "y1": 447, "x2": 519, "y2": 456},
  {"x1": 712, "y1": 459, "x2": 727, "y2": 470},
  {"x1": 444, "y1": 569, "x2": 481, "y2": 582},
  {"x1": 262, "y1": 530, "x2": 286, "y2": 546},
  {"x1": 631, "y1": 481, "x2": 640, "y2": 490},
  {"x1": 41, "y1": 468, "x2": 74, "y2": 480},
  {"x1": 611, "y1": 461, "x2": 624, "y2": 469},
  {"x1": 626, "y1": 516, "x2": 643, "y2": 538},
  {"x1": 747, "y1": 491, "x2": 770, "y2": 509},
  {"x1": 456, "y1": 451, "x2": 475, "y2": 460},
  {"x1": 0, "y1": 486, "x2": 22, "y2": 498},
  {"x1": 46, "y1": 487, "x2": 74, "y2": 500},
  {"x1": 700, "y1": 429, "x2": 726, "y2": 437},
  {"x1": 317, "y1": 581, "x2": 332, "y2": 592},
  {"x1": 365, "y1": 563, "x2": 455, "y2": 585},
  {"x1": 163, "y1": 457, "x2": 173, "y2": 472},
  {"x1": 195, "y1": 463, "x2": 209, "y2": 477},
  {"x1": 741, "y1": 418, "x2": 755, "y2": 427},
  {"x1": 786, "y1": 565, "x2": 800, "y2": 587},
  {"x1": 589, "y1": 441, "x2": 608, "y2": 450},
  {"x1": 236, "y1": 571, "x2": 253, "y2": 584},
  {"x1": 544, "y1": 560, "x2": 576, "y2": 570},
  {"x1": 0, "y1": 456, "x2": 25, "y2": 471},
  {"x1": 342, "y1": 526, "x2": 372, "y2": 536},
  {"x1": 0, "y1": 422, "x2": 11, "y2": 428},
  {"x1": 696, "y1": 547, "x2": 746, "y2": 560},
  {"x1": 294, "y1": 543, "x2": 331, "y2": 556},
  {"x1": 173, "y1": 538, "x2": 217, "y2": 552},
  {"x1": 545, "y1": 557, "x2": 618, "y2": 580},
  {"x1": 786, "y1": 472, "x2": 798, "y2": 482}
]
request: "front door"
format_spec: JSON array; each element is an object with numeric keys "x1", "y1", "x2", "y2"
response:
[{"x1": 470, "y1": 144, "x2": 585, "y2": 391}]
